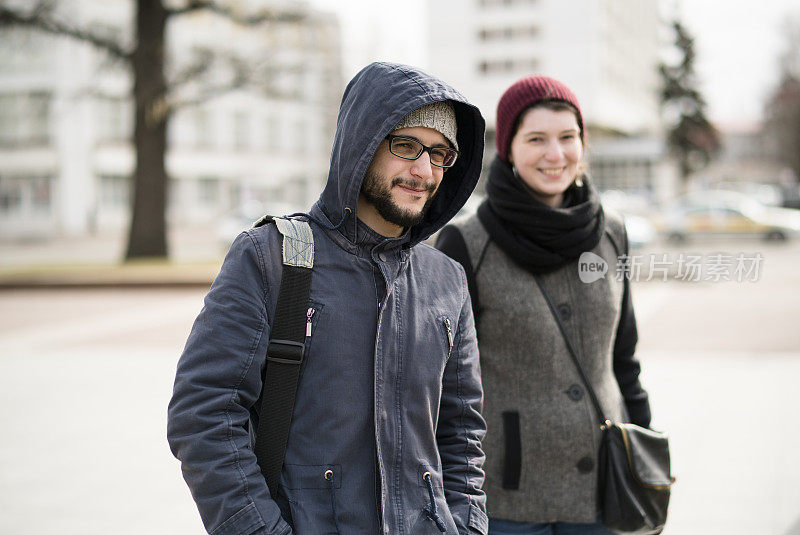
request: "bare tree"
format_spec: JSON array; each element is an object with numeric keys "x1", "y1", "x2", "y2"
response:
[{"x1": 0, "y1": 0, "x2": 306, "y2": 260}]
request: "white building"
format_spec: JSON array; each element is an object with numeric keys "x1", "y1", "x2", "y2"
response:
[
  {"x1": 0, "y1": 0, "x2": 342, "y2": 239},
  {"x1": 427, "y1": 0, "x2": 676, "y2": 201}
]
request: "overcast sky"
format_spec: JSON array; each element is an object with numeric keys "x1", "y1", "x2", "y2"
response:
[
  {"x1": 307, "y1": 0, "x2": 800, "y2": 130},
  {"x1": 676, "y1": 0, "x2": 800, "y2": 129}
]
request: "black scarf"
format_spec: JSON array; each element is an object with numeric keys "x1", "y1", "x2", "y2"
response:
[{"x1": 477, "y1": 156, "x2": 605, "y2": 273}]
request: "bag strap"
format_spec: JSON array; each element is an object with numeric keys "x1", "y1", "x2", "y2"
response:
[
  {"x1": 253, "y1": 216, "x2": 314, "y2": 500},
  {"x1": 439, "y1": 225, "x2": 480, "y2": 318},
  {"x1": 438, "y1": 225, "x2": 492, "y2": 322},
  {"x1": 532, "y1": 273, "x2": 609, "y2": 427},
  {"x1": 470, "y1": 233, "x2": 492, "y2": 322}
]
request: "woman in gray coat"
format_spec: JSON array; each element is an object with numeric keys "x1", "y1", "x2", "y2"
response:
[{"x1": 436, "y1": 75, "x2": 653, "y2": 534}]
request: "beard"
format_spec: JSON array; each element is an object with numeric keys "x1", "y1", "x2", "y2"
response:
[{"x1": 360, "y1": 170, "x2": 439, "y2": 228}]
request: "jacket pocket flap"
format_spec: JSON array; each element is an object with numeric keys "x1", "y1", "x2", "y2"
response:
[{"x1": 468, "y1": 498, "x2": 488, "y2": 534}]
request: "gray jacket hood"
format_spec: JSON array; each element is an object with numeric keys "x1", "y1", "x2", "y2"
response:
[{"x1": 317, "y1": 61, "x2": 485, "y2": 247}]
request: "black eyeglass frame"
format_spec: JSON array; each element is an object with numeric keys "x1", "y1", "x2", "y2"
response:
[{"x1": 385, "y1": 134, "x2": 459, "y2": 168}]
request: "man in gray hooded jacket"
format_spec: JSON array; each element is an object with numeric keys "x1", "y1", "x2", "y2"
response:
[{"x1": 168, "y1": 62, "x2": 488, "y2": 535}]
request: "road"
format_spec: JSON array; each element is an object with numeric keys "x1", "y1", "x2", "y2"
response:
[{"x1": 1, "y1": 237, "x2": 799, "y2": 534}]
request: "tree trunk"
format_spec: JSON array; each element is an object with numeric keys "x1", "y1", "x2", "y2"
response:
[{"x1": 125, "y1": 0, "x2": 169, "y2": 260}]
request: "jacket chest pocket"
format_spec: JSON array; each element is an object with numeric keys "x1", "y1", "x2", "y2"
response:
[
  {"x1": 300, "y1": 301, "x2": 325, "y2": 368},
  {"x1": 406, "y1": 314, "x2": 455, "y2": 393}
]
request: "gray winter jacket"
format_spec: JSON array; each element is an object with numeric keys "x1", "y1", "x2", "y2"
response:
[
  {"x1": 167, "y1": 62, "x2": 488, "y2": 535},
  {"x1": 439, "y1": 212, "x2": 650, "y2": 523}
]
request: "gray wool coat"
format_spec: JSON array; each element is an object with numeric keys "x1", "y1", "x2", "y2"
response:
[{"x1": 440, "y1": 212, "x2": 651, "y2": 523}]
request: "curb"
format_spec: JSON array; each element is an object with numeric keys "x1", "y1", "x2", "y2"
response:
[
  {"x1": 0, "y1": 280, "x2": 214, "y2": 290},
  {"x1": 0, "y1": 262, "x2": 221, "y2": 291}
]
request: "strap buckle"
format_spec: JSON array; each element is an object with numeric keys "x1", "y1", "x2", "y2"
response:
[{"x1": 266, "y1": 339, "x2": 305, "y2": 365}]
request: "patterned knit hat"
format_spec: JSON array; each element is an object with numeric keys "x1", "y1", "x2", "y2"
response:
[
  {"x1": 394, "y1": 100, "x2": 458, "y2": 150},
  {"x1": 495, "y1": 75, "x2": 583, "y2": 163}
]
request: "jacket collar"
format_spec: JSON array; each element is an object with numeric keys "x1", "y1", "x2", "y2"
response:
[{"x1": 309, "y1": 202, "x2": 411, "y2": 259}]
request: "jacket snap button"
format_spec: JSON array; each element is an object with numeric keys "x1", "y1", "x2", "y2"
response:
[
  {"x1": 566, "y1": 384, "x2": 584, "y2": 401},
  {"x1": 576, "y1": 456, "x2": 594, "y2": 473},
  {"x1": 378, "y1": 252, "x2": 387, "y2": 262},
  {"x1": 558, "y1": 303, "x2": 571, "y2": 320}
]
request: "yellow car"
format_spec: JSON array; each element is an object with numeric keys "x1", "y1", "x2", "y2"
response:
[{"x1": 659, "y1": 191, "x2": 800, "y2": 242}]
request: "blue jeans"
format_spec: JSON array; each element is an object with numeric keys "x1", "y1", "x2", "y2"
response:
[{"x1": 488, "y1": 517, "x2": 616, "y2": 535}]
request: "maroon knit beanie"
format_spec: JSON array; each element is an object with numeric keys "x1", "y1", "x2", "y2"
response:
[{"x1": 495, "y1": 75, "x2": 584, "y2": 163}]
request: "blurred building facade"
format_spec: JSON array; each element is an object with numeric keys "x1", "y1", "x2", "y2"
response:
[
  {"x1": 427, "y1": 0, "x2": 677, "y2": 203},
  {"x1": 0, "y1": 0, "x2": 342, "y2": 239}
]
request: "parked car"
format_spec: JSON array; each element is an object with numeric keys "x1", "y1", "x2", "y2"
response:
[{"x1": 657, "y1": 191, "x2": 800, "y2": 242}]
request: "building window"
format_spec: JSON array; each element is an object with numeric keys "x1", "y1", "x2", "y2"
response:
[
  {"x1": 590, "y1": 157, "x2": 656, "y2": 194},
  {"x1": 234, "y1": 111, "x2": 249, "y2": 151},
  {"x1": 96, "y1": 97, "x2": 132, "y2": 143},
  {"x1": 194, "y1": 109, "x2": 214, "y2": 149},
  {"x1": 0, "y1": 28, "x2": 52, "y2": 71},
  {"x1": 0, "y1": 175, "x2": 53, "y2": 216},
  {"x1": 266, "y1": 116, "x2": 280, "y2": 150},
  {"x1": 197, "y1": 176, "x2": 218, "y2": 206},
  {"x1": 478, "y1": 25, "x2": 538, "y2": 41},
  {"x1": 100, "y1": 175, "x2": 130, "y2": 208},
  {"x1": 0, "y1": 92, "x2": 51, "y2": 147},
  {"x1": 294, "y1": 120, "x2": 307, "y2": 155},
  {"x1": 0, "y1": 176, "x2": 23, "y2": 214},
  {"x1": 478, "y1": 57, "x2": 539, "y2": 75},
  {"x1": 30, "y1": 177, "x2": 51, "y2": 209}
]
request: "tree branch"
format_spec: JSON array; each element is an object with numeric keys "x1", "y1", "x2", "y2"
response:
[
  {"x1": 0, "y1": 1, "x2": 131, "y2": 60},
  {"x1": 168, "y1": 46, "x2": 215, "y2": 90},
  {"x1": 167, "y1": 60, "x2": 304, "y2": 110},
  {"x1": 166, "y1": 0, "x2": 306, "y2": 25}
]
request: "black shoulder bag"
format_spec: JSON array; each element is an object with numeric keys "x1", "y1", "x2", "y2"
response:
[{"x1": 533, "y1": 273, "x2": 673, "y2": 534}]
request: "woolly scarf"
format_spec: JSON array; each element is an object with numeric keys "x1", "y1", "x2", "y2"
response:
[{"x1": 477, "y1": 156, "x2": 605, "y2": 273}]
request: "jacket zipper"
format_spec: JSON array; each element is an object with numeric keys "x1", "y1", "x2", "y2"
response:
[
  {"x1": 306, "y1": 307, "x2": 315, "y2": 337},
  {"x1": 374, "y1": 293, "x2": 390, "y2": 530},
  {"x1": 443, "y1": 318, "x2": 453, "y2": 359}
]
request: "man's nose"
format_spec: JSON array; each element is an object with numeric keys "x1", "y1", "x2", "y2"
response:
[{"x1": 411, "y1": 151, "x2": 434, "y2": 179}]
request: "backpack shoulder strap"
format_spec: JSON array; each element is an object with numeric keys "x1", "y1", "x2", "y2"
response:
[
  {"x1": 603, "y1": 209, "x2": 628, "y2": 257},
  {"x1": 254, "y1": 216, "x2": 314, "y2": 500},
  {"x1": 436, "y1": 218, "x2": 491, "y2": 322}
]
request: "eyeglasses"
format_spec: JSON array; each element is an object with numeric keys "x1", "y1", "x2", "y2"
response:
[{"x1": 386, "y1": 134, "x2": 459, "y2": 168}]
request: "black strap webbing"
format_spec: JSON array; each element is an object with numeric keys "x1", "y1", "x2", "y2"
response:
[
  {"x1": 436, "y1": 225, "x2": 491, "y2": 322},
  {"x1": 254, "y1": 256, "x2": 313, "y2": 500}
]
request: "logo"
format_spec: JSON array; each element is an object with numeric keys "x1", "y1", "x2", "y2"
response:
[{"x1": 578, "y1": 252, "x2": 608, "y2": 283}]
